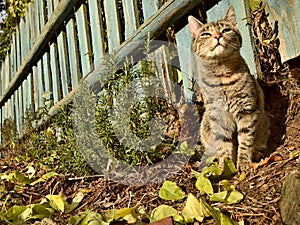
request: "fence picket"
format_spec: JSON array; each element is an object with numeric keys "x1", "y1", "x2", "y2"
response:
[
  {"x1": 18, "y1": 87, "x2": 23, "y2": 132},
  {"x1": 104, "y1": 0, "x2": 121, "y2": 52},
  {"x1": 176, "y1": 26, "x2": 194, "y2": 102},
  {"x1": 66, "y1": 18, "x2": 81, "y2": 89},
  {"x1": 57, "y1": 32, "x2": 71, "y2": 97},
  {"x1": 122, "y1": 0, "x2": 139, "y2": 39},
  {"x1": 34, "y1": 0, "x2": 41, "y2": 38},
  {"x1": 50, "y1": 43, "x2": 60, "y2": 103},
  {"x1": 75, "y1": 4, "x2": 93, "y2": 77},
  {"x1": 88, "y1": 0, "x2": 105, "y2": 63},
  {"x1": 43, "y1": 53, "x2": 52, "y2": 104},
  {"x1": 142, "y1": 0, "x2": 159, "y2": 20}
]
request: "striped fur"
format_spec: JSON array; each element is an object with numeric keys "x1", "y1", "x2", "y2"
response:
[{"x1": 188, "y1": 6, "x2": 269, "y2": 170}]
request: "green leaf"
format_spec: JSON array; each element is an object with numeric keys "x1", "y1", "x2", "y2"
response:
[
  {"x1": 46, "y1": 194, "x2": 66, "y2": 212},
  {"x1": 65, "y1": 191, "x2": 85, "y2": 213},
  {"x1": 196, "y1": 173, "x2": 214, "y2": 195},
  {"x1": 25, "y1": 166, "x2": 36, "y2": 179},
  {"x1": 14, "y1": 171, "x2": 32, "y2": 185},
  {"x1": 150, "y1": 205, "x2": 178, "y2": 223},
  {"x1": 210, "y1": 181, "x2": 243, "y2": 204},
  {"x1": 159, "y1": 181, "x2": 186, "y2": 201},
  {"x1": 202, "y1": 200, "x2": 242, "y2": 225},
  {"x1": 248, "y1": 0, "x2": 262, "y2": 11},
  {"x1": 86, "y1": 209, "x2": 108, "y2": 225},
  {"x1": 0, "y1": 205, "x2": 27, "y2": 224},
  {"x1": 221, "y1": 158, "x2": 238, "y2": 178},
  {"x1": 113, "y1": 207, "x2": 142, "y2": 224},
  {"x1": 31, "y1": 172, "x2": 59, "y2": 186},
  {"x1": 182, "y1": 194, "x2": 210, "y2": 222}
]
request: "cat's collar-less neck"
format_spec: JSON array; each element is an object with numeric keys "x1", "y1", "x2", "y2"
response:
[{"x1": 201, "y1": 54, "x2": 246, "y2": 75}]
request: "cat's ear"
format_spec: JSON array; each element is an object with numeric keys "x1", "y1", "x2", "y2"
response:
[
  {"x1": 188, "y1": 16, "x2": 203, "y2": 38},
  {"x1": 223, "y1": 5, "x2": 237, "y2": 27}
]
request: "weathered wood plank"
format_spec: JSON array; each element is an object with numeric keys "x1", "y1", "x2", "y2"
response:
[
  {"x1": 32, "y1": 66, "x2": 39, "y2": 111},
  {"x1": 28, "y1": 2, "x2": 36, "y2": 47},
  {"x1": 39, "y1": 0, "x2": 46, "y2": 30},
  {"x1": 27, "y1": 74, "x2": 33, "y2": 109},
  {"x1": 11, "y1": 34, "x2": 17, "y2": 76},
  {"x1": 66, "y1": 18, "x2": 81, "y2": 89},
  {"x1": 4, "y1": 54, "x2": 9, "y2": 91},
  {"x1": 142, "y1": 0, "x2": 159, "y2": 20},
  {"x1": 0, "y1": 63, "x2": 2, "y2": 95},
  {"x1": 57, "y1": 32, "x2": 70, "y2": 97},
  {"x1": 32, "y1": 61, "x2": 43, "y2": 111},
  {"x1": 50, "y1": 43, "x2": 61, "y2": 103},
  {"x1": 0, "y1": 0, "x2": 81, "y2": 107},
  {"x1": 34, "y1": 0, "x2": 41, "y2": 38},
  {"x1": 88, "y1": 0, "x2": 105, "y2": 63},
  {"x1": 43, "y1": 53, "x2": 52, "y2": 104},
  {"x1": 264, "y1": 0, "x2": 300, "y2": 62},
  {"x1": 18, "y1": 86, "x2": 23, "y2": 132},
  {"x1": 176, "y1": 26, "x2": 194, "y2": 102},
  {"x1": 207, "y1": 0, "x2": 256, "y2": 76},
  {"x1": 0, "y1": 62, "x2": 3, "y2": 96},
  {"x1": 75, "y1": 4, "x2": 93, "y2": 77},
  {"x1": 47, "y1": 0, "x2": 54, "y2": 20},
  {"x1": 48, "y1": 0, "x2": 205, "y2": 117},
  {"x1": 20, "y1": 18, "x2": 26, "y2": 62},
  {"x1": 122, "y1": 0, "x2": 139, "y2": 39},
  {"x1": 25, "y1": 7, "x2": 31, "y2": 54},
  {"x1": 22, "y1": 80, "x2": 27, "y2": 116},
  {"x1": 103, "y1": 0, "x2": 121, "y2": 52},
  {"x1": 15, "y1": 27, "x2": 21, "y2": 71}
]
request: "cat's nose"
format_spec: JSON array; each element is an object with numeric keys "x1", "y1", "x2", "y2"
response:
[{"x1": 213, "y1": 33, "x2": 222, "y2": 40}]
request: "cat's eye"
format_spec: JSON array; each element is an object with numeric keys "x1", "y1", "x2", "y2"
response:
[
  {"x1": 221, "y1": 28, "x2": 232, "y2": 33},
  {"x1": 201, "y1": 32, "x2": 211, "y2": 37}
]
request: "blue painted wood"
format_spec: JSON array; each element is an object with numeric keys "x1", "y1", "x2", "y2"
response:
[
  {"x1": 50, "y1": 43, "x2": 60, "y2": 103},
  {"x1": 39, "y1": 0, "x2": 46, "y2": 30},
  {"x1": 18, "y1": 87, "x2": 23, "y2": 131},
  {"x1": 176, "y1": 26, "x2": 194, "y2": 102},
  {"x1": 142, "y1": 0, "x2": 159, "y2": 20},
  {"x1": 66, "y1": 18, "x2": 81, "y2": 89},
  {"x1": 15, "y1": 27, "x2": 21, "y2": 72},
  {"x1": 34, "y1": 0, "x2": 41, "y2": 38},
  {"x1": 207, "y1": 0, "x2": 256, "y2": 76},
  {"x1": 32, "y1": 65, "x2": 38, "y2": 111},
  {"x1": 28, "y1": 2, "x2": 36, "y2": 47},
  {"x1": 22, "y1": 80, "x2": 28, "y2": 114},
  {"x1": 265, "y1": 0, "x2": 300, "y2": 62},
  {"x1": 75, "y1": 4, "x2": 93, "y2": 76},
  {"x1": 20, "y1": 19, "x2": 26, "y2": 62},
  {"x1": 37, "y1": 60, "x2": 44, "y2": 107},
  {"x1": 4, "y1": 54, "x2": 9, "y2": 92},
  {"x1": 47, "y1": 0, "x2": 54, "y2": 20},
  {"x1": 104, "y1": 0, "x2": 121, "y2": 52},
  {"x1": 42, "y1": 53, "x2": 52, "y2": 104},
  {"x1": 10, "y1": 35, "x2": 16, "y2": 80},
  {"x1": 27, "y1": 74, "x2": 33, "y2": 109},
  {"x1": 122, "y1": 0, "x2": 139, "y2": 39},
  {"x1": 88, "y1": 0, "x2": 105, "y2": 63},
  {"x1": 13, "y1": 91, "x2": 19, "y2": 134},
  {"x1": 0, "y1": 62, "x2": 2, "y2": 95},
  {"x1": 57, "y1": 32, "x2": 70, "y2": 97}
]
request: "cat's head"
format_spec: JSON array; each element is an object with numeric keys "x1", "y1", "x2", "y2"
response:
[{"x1": 188, "y1": 5, "x2": 242, "y2": 60}]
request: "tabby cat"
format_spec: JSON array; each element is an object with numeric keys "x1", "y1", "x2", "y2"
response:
[{"x1": 188, "y1": 5, "x2": 269, "y2": 170}]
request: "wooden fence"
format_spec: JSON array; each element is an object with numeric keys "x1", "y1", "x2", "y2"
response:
[{"x1": 0, "y1": 0, "x2": 257, "y2": 141}]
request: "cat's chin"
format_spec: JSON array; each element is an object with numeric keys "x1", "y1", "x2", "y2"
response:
[{"x1": 205, "y1": 47, "x2": 231, "y2": 59}]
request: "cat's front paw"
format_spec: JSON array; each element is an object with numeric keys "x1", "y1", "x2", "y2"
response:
[{"x1": 237, "y1": 160, "x2": 252, "y2": 171}]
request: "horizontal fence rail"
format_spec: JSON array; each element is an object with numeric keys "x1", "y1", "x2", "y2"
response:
[{"x1": 0, "y1": 0, "x2": 256, "y2": 141}]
